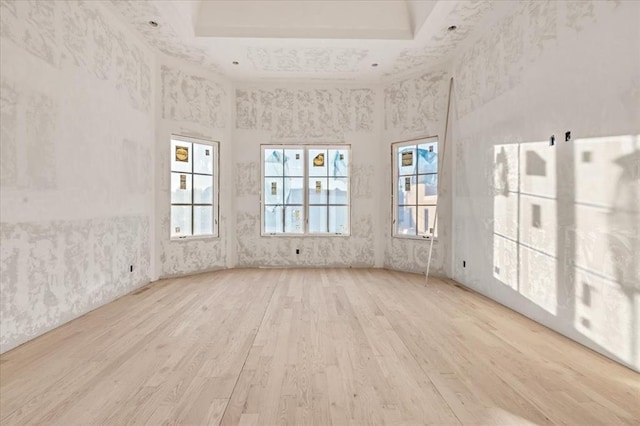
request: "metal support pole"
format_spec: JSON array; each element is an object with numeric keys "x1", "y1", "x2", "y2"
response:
[{"x1": 426, "y1": 77, "x2": 454, "y2": 285}]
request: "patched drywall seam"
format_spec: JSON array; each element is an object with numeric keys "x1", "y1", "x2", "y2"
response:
[
  {"x1": 391, "y1": 1, "x2": 496, "y2": 76},
  {"x1": 0, "y1": 0, "x2": 155, "y2": 354},
  {"x1": 0, "y1": 217, "x2": 150, "y2": 352},
  {"x1": 236, "y1": 87, "x2": 374, "y2": 140},
  {"x1": 246, "y1": 47, "x2": 369, "y2": 73},
  {"x1": 451, "y1": 0, "x2": 640, "y2": 371},
  {"x1": 0, "y1": 1, "x2": 151, "y2": 113},
  {"x1": 233, "y1": 84, "x2": 380, "y2": 267},
  {"x1": 161, "y1": 65, "x2": 227, "y2": 129},
  {"x1": 109, "y1": 0, "x2": 222, "y2": 74},
  {"x1": 0, "y1": 81, "x2": 17, "y2": 187},
  {"x1": 384, "y1": 70, "x2": 449, "y2": 134},
  {"x1": 157, "y1": 61, "x2": 230, "y2": 277},
  {"x1": 383, "y1": 68, "x2": 452, "y2": 277}
]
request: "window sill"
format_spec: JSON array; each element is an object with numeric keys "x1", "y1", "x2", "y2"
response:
[
  {"x1": 170, "y1": 235, "x2": 220, "y2": 242},
  {"x1": 260, "y1": 233, "x2": 351, "y2": 238},
  {"x1": 392, "y1": 234, "x2": 438, "y2": 241}
]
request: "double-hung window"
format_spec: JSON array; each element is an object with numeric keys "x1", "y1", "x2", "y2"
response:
[
  {"x1": 170, "y1": 135, "x2": 218, "y2": 238},
  {"x1": 392, "y1": 137, "x2": 438, "y2": 239},
  {"x1": 262, "y1": 145, "x2": 350, "y2": 235}
]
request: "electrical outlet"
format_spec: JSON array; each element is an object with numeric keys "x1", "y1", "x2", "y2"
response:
[
  {"x1": 463, "y1": 261, "x2": 466, "y2": 268},
  {"x1": 295, "y1": 249, "x2": 300, "y2": 255},
  {"x1": 130, "y1": 265, "x2": 133, "y2": 272}
]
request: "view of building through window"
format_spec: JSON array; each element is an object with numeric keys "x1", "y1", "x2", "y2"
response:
[
  {"x1": 170, "y1": 136, "x2": 218, "y2": 238},
  {"x1": 393, "y1": 137, "x2": 438, "y2": 238},
  {"x1": 262, "y1": 146, "x2": 350, "y2": 235}
]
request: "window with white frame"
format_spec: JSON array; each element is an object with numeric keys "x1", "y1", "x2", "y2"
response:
[
  {"x1": 392, "y1": 137, "x2": 438, "y2": 238},
  {"x1": 262, "y1": 145, "x2": 350, "y2": 235},
  {"x1": 170, "y1": 135, "x2": 218, "y2": 238}
]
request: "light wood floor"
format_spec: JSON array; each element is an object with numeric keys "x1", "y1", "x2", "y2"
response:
[{"x1": 1, "y1": 269, "x2": 638, "y2": 425}]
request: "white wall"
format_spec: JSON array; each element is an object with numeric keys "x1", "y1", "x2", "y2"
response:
[
  {"x1": 0, "y1": 0, "x2": 155, "y2": 353},
  {"x1": 155, "y1": 55, "x2": 233, "y2": 278},
  {"x1": 2, "y1": 0, "x2": 637, "y2": 375},
  {"x1": 233, "y1": 82, "x2": 385, "y2": 267},
  {"x1": 451, "y1": 1, "x2": 640, "y2": 371},
  {"x1": 382, "y1": 67, "x2": 453, "y2": 276}
]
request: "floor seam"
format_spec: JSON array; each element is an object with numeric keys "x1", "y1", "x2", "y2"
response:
[
  {"x1": 365, "y1": 271, "x2": 465, "y2": 425},
  {"x1": 218, "y1": 271, "x2": 280, "y2": 425}
]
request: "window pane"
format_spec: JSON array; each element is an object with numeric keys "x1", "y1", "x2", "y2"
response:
[
  {"x1": 171, "y1": 172, "x2": 192, "y2": 204},
  {"x1": 193, "y1": 143, "x2": 213, "y2": 175},
  {"x1": 264, "y1": 148, "x2": 284, "y2": 176},
  {"x1": 285, "y1": 206, "x2": 304, "y2": 233},
  {"x1": 308, "y1": 206, "x2": 328, "y2": 233},
  {"x1": 308, "y1": 149, "x2": 328, "y2": 176},
  {"x1": 418, "y1": 174, "x2": 437, "y2": 204},
  {"x1": 308, "y1": 178, "x2": 327, "y2": 204},
  {"x1": 284, "y1": 149, "x2": 304, "y2": 177},
  {"x1": 418, "y1": 142, "x2": 438, "y2": 174},
  {"x1": 328, "y1": 178, "x2": 349, "y2": 204},
  {"x1": 171, "y1": 140, "x2": 192, "y2": 173},
  {"x1": 417, "y1": 205, "x2": 437, "y2": 236},
  {"x1": 397, "y1": 175, "x2": 417, "y2": 206},
  {"x1": 264, "y1": 205, "x2": 283, "y2": 233},
  {"x1": 328, "y1": 149, "x2": 348, "y2": 177},
  {"x1": 397, "y1": 145, "x2": 416, "y2": 176},
  {"x1": 396, "y1": 205, "x2": 416, "y2": 236},
  {"x1": 285, "y1": 177, "x2": 304, "y2": 205},
  {"x1": 329, "y1": 206, "x2": 349, "y2": 234},
  {"x1": 171, "y1": 206, "x2": 192, "y2": 237},
  {"x1": 262, "y1": 145, "x2": 350, "y2": 236},
  {"x1": 264, "y1": 178, "x2": 283, "y2": 205},
  {"x1": 194, "y1": 174, "x2": 213, "y2": 204},
  {"x1": 193, "y1": 206, "x2": 213, "y2": 235}
]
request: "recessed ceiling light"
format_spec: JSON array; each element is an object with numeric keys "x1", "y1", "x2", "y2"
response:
[
  {"x1": 448, "y1": 25, "x2": 458, "y2": 31},
  {"x1": 148, "y1": 21, "x2": 159, "y2": 28},
  {"x1": 232, "y1": 61, "x2": 239, "y2": 65},
  {"x1": 371, "y1": 63, "x2": 379, "y2": 67}
]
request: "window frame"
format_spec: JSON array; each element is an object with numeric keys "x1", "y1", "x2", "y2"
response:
[
  {"x1": 260, "y1": 144, "x2": 351, "y2": 237},
  {"x1": 170, "y1": 134, "x2": 219, "y2": 240},
  {"x1": 391, "y1": 136, "x2": 439, "y2": 240}
]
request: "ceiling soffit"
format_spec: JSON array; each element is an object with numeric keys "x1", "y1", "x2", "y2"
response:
[
  {"x1": 195, "y1": 1, "x2": 414, "y2": 40},
  {"x1": 108, "y1": 1, "x2": 505, "y2": 81}
]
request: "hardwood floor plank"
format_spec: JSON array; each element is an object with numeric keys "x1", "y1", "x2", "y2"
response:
[{"x1": 1, "y1": 268, "x2": 638, "y2": 425}]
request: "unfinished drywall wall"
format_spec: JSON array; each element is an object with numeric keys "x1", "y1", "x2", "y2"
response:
[
  {"x1": 382, "y1": 68, "x2": 453, "y2": 276},
  {"x1": 451, "y1": 0, "x2": 640, "y2": 371},
  {"x1": 233, "y1": 83, "x2": 384, "y2": 267},
  {"x1": 155, "y1": 57, "x2": 233, "y2": 277},
  {"x1": 0, "y1": 0, "x2": 155, "y2": 353}
]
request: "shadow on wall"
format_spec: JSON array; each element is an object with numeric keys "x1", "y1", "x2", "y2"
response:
[{"x1": 492, "y1": 135, "x2": 639, "y2": 370}]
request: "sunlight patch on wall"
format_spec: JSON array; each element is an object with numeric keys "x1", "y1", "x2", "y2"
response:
[
  {"x1": 573, "y1": 135, "x2": 639, "y2": 288},
  {"x1": 574, "y1": 270, "x2": 633, "y2": 360},
  {"x1": 573, "y1": 135, "x2": 639, "y2": 366},
  {"x1": 520, "y1": 246, "x2": 558, "y2": 315},
  {"x1": 493, "y1": 141, "x2": 558, "y2": 315},
  {"x1": 493, "y1": 143, "x2": 519, "y2": 290},
  {"x1": 492, "y1": 235, "x2": 517, "y2": 291}
]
